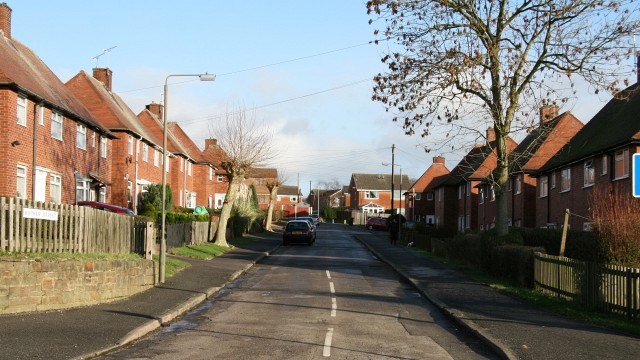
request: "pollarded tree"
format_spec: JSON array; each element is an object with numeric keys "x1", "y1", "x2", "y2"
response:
[
  {"x1": 367, "y1": 0, "x2": 639, "y2": 236},
  {"x1": 212, "y1": 106, "x2": 274, "y2": 246},
  {"x1": 264, "y1": 174, "x2": 288, "y2": 231}
]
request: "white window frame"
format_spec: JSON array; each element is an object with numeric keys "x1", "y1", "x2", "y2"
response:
[
  {"x1": 417, "y1": 193, "x2": 424, "y2": 201},
  {"x1": 551, "y1": 171, "x2": 556, "y2": 189},
  {"x1": 91, "y1": 132, "x2": 96, "y2": 148},
  {"x1": 128, "y1": 135, "x2": 134, "y2": 155},
  {"x1": 98, "y1": 187, "x2": 107, "y2": 203},
  {"x1": 76, "y1": 179, "x2": 91, "y2": 202},
  {"x1": 458, "y1": 184, "x2": 464, "y2": 199},
  {"x1": 584, "y1": 160, "x2": 594, "y2": 187},
  {"x1": 514, "y1": 175, "x2": 522, "y2": 195},
  {"x1": 154, "y1": 149, "x2": 160, "y2": 167},
  {"x1": 17, "y1": 95, "x2": 27, "y2": 126},
  {"x1": 490, "y1": 185, "x2": 495, "y2": 202},
  {"x1": 50, "y1": 174, "x2": 62, "y2": 204},
  {"x1": 101, "y1": 137, "x2": 107, "y2": 158},
  {"x1": 479, "y1": 187, "x2": 485, "y2": 204},
  {"x1": 38, "y1": 105, "x2": 44, "y2": 126},
  {"x1": 560, "y1": 167, "x2": 571, "y2": 192},
  {"x1": 602, "y1": 154, "x2": 608, "y2": 175},
  {"x1": 364, "y1": 190, "x2": 379, "y2": 199},
  {"x1": 17, "y1": 165, "x2": 27, "y2": 199},
  {"x1": 290, "y1": 196, "x2": 298, "y2": 202},
  {"x1": 539, "y1": 175, "x2": 548, "y2": 198},
  {"x1": 217, "y1": 174, "x2": 224, "y2": 182},
  {"x1": 614, "y1": 149, "x2": 629, "y2": 180},
  {"x1": 188, "y1": 162, "x2": 192, "y2": 176},
  {"x1": 76, "y1": 124, "x2": 87, "y2": 149},
  {"x1": 51, "y1": 111, "x2": 63, "y2": 140},
  {"x1": 209, "y1": 167, "x2": 213, "y2": 180},
  {"x1": 142, "y1": 143, "x2": 149, "y2": 162}
]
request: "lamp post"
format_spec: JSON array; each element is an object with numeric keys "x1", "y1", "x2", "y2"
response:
[{"x1": 160, "y1": 73, "x2": 215, "y2": 284}]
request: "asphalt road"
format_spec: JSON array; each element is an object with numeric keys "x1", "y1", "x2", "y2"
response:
[{"x1": 98, "y1": 224, "x2": 498, "y2": 359}]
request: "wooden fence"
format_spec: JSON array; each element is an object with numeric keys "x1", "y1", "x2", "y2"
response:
[
  {"x1": 0, "y1": 197, "x2": 152, "y2": 256},
  {"x1": 534, "y1": 252, "x2": 640, "y2": 318}
]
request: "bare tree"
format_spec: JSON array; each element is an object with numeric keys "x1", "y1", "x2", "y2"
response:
[
  {"x1": 367, "y1": 0, "x2": 639, "y2": 236},
  {"x1": 264, "y1": 174, "x2": 288, "y2": 231},
  {"x1": 212, "y1": 106, "x2": 274, "y2": 246}
]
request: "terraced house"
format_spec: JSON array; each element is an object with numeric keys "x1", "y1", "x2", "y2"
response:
[{"x1": 0, "y1": 3, "x2": 115, "y2": 204}]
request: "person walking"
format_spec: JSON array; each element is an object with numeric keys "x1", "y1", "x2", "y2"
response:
[{"x1": 389, "y1": 216, "x2": 399, "y2": 245}]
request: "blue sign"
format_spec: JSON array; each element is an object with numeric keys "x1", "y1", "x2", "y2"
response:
[{"x1": 634, "y1": 153, "x2": 640, "y2": 198}]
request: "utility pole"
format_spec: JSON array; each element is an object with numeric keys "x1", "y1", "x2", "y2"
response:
[{"x1": 391, "y1": 144, "x2": 395, "y2": 216}]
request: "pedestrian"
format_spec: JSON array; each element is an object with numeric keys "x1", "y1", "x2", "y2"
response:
[{"x1": 389, "y1": 217, "x2": 399, "y2": 245}]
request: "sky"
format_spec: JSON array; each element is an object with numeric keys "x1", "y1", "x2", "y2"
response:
[{"x1": 9, "y1": 1, "x2": 638, "y2": 196}]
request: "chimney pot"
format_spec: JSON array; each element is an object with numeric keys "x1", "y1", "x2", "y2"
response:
[
  {"x1": 433, "y1": 156, "x2": 445, "y2": 164},
  {"x1": 540, "y1": 104, "x2": 559, "y2": 124},
  {"x1": 486, "y1": 127, "x2": 496, "y2": 144},
  {"x1": 0, "y1": 3, "x2": 12, "y2": 39}
]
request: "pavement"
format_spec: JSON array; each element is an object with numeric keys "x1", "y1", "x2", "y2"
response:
[{"x1": 1, "y1": 226, "x2": 639, "y2": 359}]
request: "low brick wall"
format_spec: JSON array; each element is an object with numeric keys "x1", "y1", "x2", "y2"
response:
[{"x1": 0, "y1": 258, "x2": 156, "y2": 314}]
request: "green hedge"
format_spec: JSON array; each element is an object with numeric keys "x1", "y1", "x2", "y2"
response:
[{"x1": 490, "y1": 245, "x2": 546, "y2": 287}]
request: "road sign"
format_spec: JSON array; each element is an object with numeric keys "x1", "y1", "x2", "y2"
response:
[{"x1": 634, "y1": 153, "x2": 640, "y2": 198}]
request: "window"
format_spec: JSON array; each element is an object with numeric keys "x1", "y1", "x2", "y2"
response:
[
  {"x1": 602, "y1": 155, "x2": 608, "y2": 175},
  {"x1": 98, "y1": 187, "x2": 106, "y2": 203},
  {"x1": 479, "y1": 187, "x2": 484, "y2": 204},
  {"x1": 17, "y1": 96, "x2": 27, "y2": 126},
  {"x1": 551, "y1": 171, "x2": 556, "y2": 188},
  {"x1": 76, "y1": 124, "x2": 87, "y2": 149},
  {"x1": 165, "y1": 154, "x2": 170, "y2": 173},
  {"x1": 76, "y1": 179, "x2": 90, "y2": 202},
  {"x1": 217, "y1": 174, "x2": 224, "y2": 182},
  {"x1": 154, "y1": 149, "x2": 160, "y2": 167},
  {"x1": 539, "y1": 175, "x2": 548, "y2": 198},
  {"x1": 187, "y1": 162, "x2": 192, "y2": 176},
  {"x1": 51, "y1": 112, "x2": 63, "y2": 140},
  {"x1": 418, "y1": 193, "x2": 424, "y2": 201},
  {"x1": 128, "y1": 135, "x2": 134, "y2": 155},
  {"x1": 180, "y1": 158, "x2": 184, "y2": 172},
  {"x1": 277, "y1": 195, "x2": 282, "y2": 202},
  {"x1": 290, "y1": 196, "x2": 298, "y2": 202},
  {"x1": 127, "y1": 181, "x2": 133, "y2": 204},
  {"x1": 614, "y1": 149, "x2": 629, "y2": 179},
  {"x1": 17, "y1": 165, "x2": 27, "y2": 199},
  {"x1": 50, "y1": 174, "x2": 61, "y2": 203},
  {"x1": 466, "y1": 182, "x2": 471, "y2": 197},
  {"x1": 142, "y1": 143, "x2": 148, "y2": 162},
  {"x1": 91, "y1": 133, "x2": 96, "y2": 147},
  {"x1": 584, "y1": 160, "x2": 594, "y2": 187},
  {"x1": 101, "y1": 137, "x2": 107, "y2": 158},
  {"x1": 364, "y1": 190, "x2": 379, "y2": 199},
  {"x1": 209, "y1": 167, "x2": 213, "y2": 180},
  {"x1": 490, "y1": 185, "x2": 495, "y2": 202},
  {"x1": 583, "y1": 222, "x2": 594, "y2": 231},
  {"x1": 560, "y1": 167, "x2": 571, "y2": 192},
  {"x1": 38, "y1": 105, "x2": 44, "y2": 126},
  {"x1": 514, "y1": 175, "x2": 522, "y2": 195}
]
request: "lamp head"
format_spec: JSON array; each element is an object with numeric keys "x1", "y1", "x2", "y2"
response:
[{"x1": 199, "y1": 73, "x2": 216, "y2": 81}]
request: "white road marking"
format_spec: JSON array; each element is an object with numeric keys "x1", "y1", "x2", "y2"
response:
[
  {"x1": 326, "y1": 270, "x2": 331, "y2": 279},
  {"x1": 331, "y1": 298, "x2": 337, "y2": 317},
  {"x1": 329, "y1": 282, "x2": 335, "y2": 294},
  {"x1": 323, "y1": 327, "x2": 334, "y2": 357}
]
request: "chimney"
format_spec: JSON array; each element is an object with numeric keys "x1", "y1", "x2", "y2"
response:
[
  {"x1": 486, "y1": 127, "x2": 496, "y2": 144},
  {"x1": 433, "y1": 156, "x2": 445, "y2": 165},
  {"x1": 0, "y1": 3, "x2": 12, "y2": 39},
  {"x1": 540, "y1": 104, "x2": 559, "y2": 124},
  {"x1": 92, "y1": 68, "x2": 113, "y2": 91},
  {"x1": 204, "y1": 138, "x2": 218, "y2": 149},
  {"x1": 145, "y1": 103, "x2": 163, "y2": 119}
]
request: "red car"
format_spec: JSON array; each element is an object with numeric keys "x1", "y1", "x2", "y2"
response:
[{"x1": 366, "y1": 217, "x2": 388, "y2": 230}]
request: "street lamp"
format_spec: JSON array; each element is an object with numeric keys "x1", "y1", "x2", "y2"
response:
[{"x1": 160, "y1": 73, "x2": 215, "y2": 283}]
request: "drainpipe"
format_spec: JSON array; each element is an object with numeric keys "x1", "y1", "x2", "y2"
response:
[
  {"x1": 31, "y1": 102, "x2": 40, "y2": 200},
  {"x1": 133, "y1": 136, "x2": 140, "y2": 211}
]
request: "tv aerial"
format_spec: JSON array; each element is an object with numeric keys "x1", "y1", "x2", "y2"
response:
[{"x1": 91, "y1": 46, "x2": 117, "y2": 68}]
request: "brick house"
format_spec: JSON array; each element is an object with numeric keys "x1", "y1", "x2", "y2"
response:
[
  {"x1": 477, "y1": 107, "x2": 584, "y2": 229},
  {"x1": 432, "y1": 130, "x2": 517, "y2": 233},
  {"x1": 348, "y1": 173, "x2": 410, "y2": 215},
  {"x1": 0, "y1": 3, "x2": 115, "y2": 204},
  {"x1": 306, "y1": 188, "x2": 342, "y2": 215},
  {"x1": 244, "y1": 167, "x2": 278, "y2": 210},
  {"x1": 404, "y1": 156, "x2": 449, "y2": 224},
  {"x1": 166, "y1": 122, "x2": 217, "y2": 209},
  {"x1": 534, "y1": 80, "x2": 640, "y2": 230},
  {"x1": 277, "y1": 185, "x2": 306, "y2": 217},
  {"x1": 137, "y1": 105, "x2": 202, "y2": 209},
  {"x1": 201, "y1": 138, "x2": 230, "y2": 210},
  {"x1": 66, "y1": 69, "x2": 164, "y2": 211}
]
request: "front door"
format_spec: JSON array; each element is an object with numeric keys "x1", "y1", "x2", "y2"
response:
[{"x1": 34, "y1": 168, "x2": 47, "y2": 202}]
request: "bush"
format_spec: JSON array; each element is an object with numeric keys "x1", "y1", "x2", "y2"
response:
[
  {"x1": 447, "y1": 233, "x2": 482, "y2": 267},
  {"x1": 490, "y1": 245, "x2": 546, "y2": 287},
  {"x1": 165, "y1": 212, "x2": 209, "y2": 224},
  {"x1": 514, "y1": 227, "x2": 601, "y2": 262}
]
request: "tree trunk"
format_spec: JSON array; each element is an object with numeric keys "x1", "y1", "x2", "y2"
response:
[
  {"x1": 264, "y1": 186, "x2": 278, "y2": 231},
  {"x1": 494, "y1": 159, "x2": 510, "y2": 237},
  {"x1": 214, "y1": 177, "x2": 241, "y2": 247}
]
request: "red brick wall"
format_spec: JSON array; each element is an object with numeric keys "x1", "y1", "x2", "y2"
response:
[{"x1": 1, "y1": 90, "x2": 110, "y2": 204}]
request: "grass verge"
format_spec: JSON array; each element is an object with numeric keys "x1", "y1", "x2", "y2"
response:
[{"x1": 414, "y1": 248, "x2": 640, "y2": 337}]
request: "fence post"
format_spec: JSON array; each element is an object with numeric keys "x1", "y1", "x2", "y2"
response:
[{"x1": 559, "y1": 208, "x2": 569, "y2": 257}]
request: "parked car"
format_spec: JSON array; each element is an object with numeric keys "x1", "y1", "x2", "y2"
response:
[
  {"x1": 366, "y1": 217, "x2": 388, "y2": 231},
  {"x1": 283, "y1": 220, "x2": 315, "y2": 246},
  {"x1": 77, "y1": 201, "x2": 134, "y2": 215},
  {"x1": 292, "y1": 216, "x2": 317, "y2": 237},
  {"x1": 311, "y1": 214, "x2": 320, "y2": 226}
]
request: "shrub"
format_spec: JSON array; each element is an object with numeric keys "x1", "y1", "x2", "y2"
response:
[
  {"x1": 447, "y1": 233, "x2": 482, "y2": 267},
  {"x1": 490, "y1": 245, "x2": 546, "y2": 287}
]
